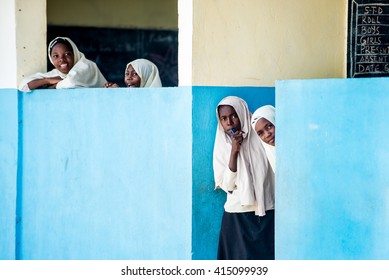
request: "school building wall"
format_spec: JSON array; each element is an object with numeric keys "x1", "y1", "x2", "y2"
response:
[
  {"x1": 1, "y1": 1, "x2": 17, "y2": 88},
  {"x1": 276, "y1": 77, "x2": 389, "y2": 259},
  {"x1": 3, "y1": 78, "x2": 389, "y2": 260},
  {"x1": 4, "y1": 0, "x2": 389, "y2": 260},
  {"x1": 47, "y1": 0, "x2": 347, "y2": 86},
  {"x1": 0, "y1": 90, "x2": 18, "y2": 260},
  {"x1": 47, "y1": 0, "x2": 178, "y2": 30},
  {"x1": 0, "y1": 86, "x2": 274, "y2": 260},
  {"x1": 2, "y1": 0, "x2": 347, "y2": 89},
  {"x1": 192, "y1": 0, "x2": 347, "y2": 86}
]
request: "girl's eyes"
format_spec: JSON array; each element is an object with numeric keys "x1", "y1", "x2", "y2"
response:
[
  {"x1": 258, "y1": 123, "x2": 274, "y2": 136},
  {"x1": 51, "y1": 52, "x2": 73, "y2": 59},
  {"x1": 220, "y1": 114, "x2": 238, "y2": 122}
]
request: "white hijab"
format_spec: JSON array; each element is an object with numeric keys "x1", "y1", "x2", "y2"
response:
[
  {"x1": 251, "y1": 105, "x2": 276, "y2": 173},
  {"x1": 213, "y1": 96, "x2": 274, "y2": 216},
  {"x1": 19, "y1": 37, "x2": 107, "y2": 91},
  {"x1": 126, "y1": 59, "x2": 162, "y2": 88}
]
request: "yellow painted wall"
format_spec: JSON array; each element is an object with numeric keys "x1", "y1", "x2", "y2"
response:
[
  {"x1": 47, "y1": 0, "x2": 178, "y2": 30},
  {"x1": 192, "y1": 0, "x2": 347, "y2": 86}
]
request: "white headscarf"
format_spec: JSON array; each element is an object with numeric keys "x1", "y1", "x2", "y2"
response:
[
  {"x1": 213, "y1": 96, "x2": 274, "y2": 216},
  {"x1": 251, "y1": 105, "x2": 276, "y2": 173},
  {"x1": 19, "y1": 37, "x2": 107, "y2": 91},
  {"x1": 126, "y1": 59, "x2": 162, "y2": 88}
]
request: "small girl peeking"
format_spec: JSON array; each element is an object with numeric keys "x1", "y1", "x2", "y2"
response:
[
  {"x1": 251, "y1": 105, "x2": 275, "y2": 173},
  {"x1": 213, "y1": 96, "x2": 275, "y2": 260},
  {"x1": 18, "y1": 37, "x2": 107, "y2": 92},
  {"x1": 104, "y1": 58, "x2": 162, "y2": 88}
]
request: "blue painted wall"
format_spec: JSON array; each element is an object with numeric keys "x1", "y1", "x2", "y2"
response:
[
  {"x1": 0, "y1": 89, "x2": 18, "y2": 260},
  {"x1": 19, "y1": 87, "x2": 193, "y2": 259},
  {"x1": 0, "y1": 86, "x2": 275, "y2": 259},
  {"x1": 276, "y1": 77, "x2": 389, "y2": 259},
  {"x1": 7, "y1": 79, "x2": 388, "y2": 260},
  {"x1": 192, "y1": 86, "x2": 275, "y2": 259}
]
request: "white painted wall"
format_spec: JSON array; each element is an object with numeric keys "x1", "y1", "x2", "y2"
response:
[
  {"x1": 0, "y1": 0, "x2": 47, "y2": 89},
  {"x1": 178, "y1": 0, "x2": 192, "y2": 86},
  {"x1": 1, "y1": 0, "x2": 17, "y2": 88}
]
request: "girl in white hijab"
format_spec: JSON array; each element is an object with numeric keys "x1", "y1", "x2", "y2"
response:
[
  {"x1": 213, "y1": 96, "x2": 275, "y2": 260},
  {"x1": 251, "y1": 105, "x2": 276, "y2": 173},
  {"x1": 104, "y1": 58, "x2": 162, "y2": 88},
  {"x1": 18, "y1": 37, "x2": 107, "y2": 91}
]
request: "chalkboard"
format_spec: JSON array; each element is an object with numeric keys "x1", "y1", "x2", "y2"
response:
[
  {"x1": 47, "y1": 25, "x2": 178, "y2": 87},
  {"x1": 348, "y1": 0, "x2": 389, "y2": 78}
]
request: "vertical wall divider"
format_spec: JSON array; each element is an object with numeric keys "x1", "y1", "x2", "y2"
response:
[{"x1": 15, "y1": 91, "x2": 23, "y2": 260}]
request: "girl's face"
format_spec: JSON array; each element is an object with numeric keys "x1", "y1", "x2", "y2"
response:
[
  {"x1": 218, "y1": 105, "x2": 241, "y2": 137},
  {"x1": 124, "y1": 65, "x2": 141, "y2": 87},
  {"x1": 255, "y1": 118, "x2": 275, "y2": 146},
  {"x1": 50, "y1": 43, "x2": 74, "y2": 74}
]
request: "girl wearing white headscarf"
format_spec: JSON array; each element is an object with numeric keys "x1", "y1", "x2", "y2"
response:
[
  {"x1": 251, "y1": 105, "x2": 276, "y2": 173},
  {"x1": 213, "y1": 96, "x2": 275, "y2": 260},
  {"x1": 128, "y1": 59, "x2": 161, "y2": 87},
  {"x1": 18, "y1": 37, "x2": 107, "y2": 91},
  {"x1": 104, "y1": 58, "x2": 162, "y2": 88}
]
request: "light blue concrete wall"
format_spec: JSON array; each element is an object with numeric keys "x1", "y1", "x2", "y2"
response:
[
  {"x1": 6, "y1": 80, "x2": 388, "y2": 260},
  {"x1": 276, "y1": 77, "x2": 389, "y2": 259},
  {"x1": 192, "y1": 86, "x2": 275, "y2": 259},
  {"x1": 19, "y1": 87, "x2": 192, "y2": 259},
  {"x1": 0, "y1": 89, "x2": 18, "y2": 260},
  {"x1": 1, "y1": 86, "x2": 275, "y2": 260}
]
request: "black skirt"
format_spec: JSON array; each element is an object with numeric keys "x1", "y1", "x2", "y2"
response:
[{"x1": 217, "y1": 210, "x2": 275, "y2": 260}]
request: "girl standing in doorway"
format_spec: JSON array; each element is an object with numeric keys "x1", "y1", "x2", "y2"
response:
[{"x1": 213, "y1": 96, "x2": 275, "y2": 260}]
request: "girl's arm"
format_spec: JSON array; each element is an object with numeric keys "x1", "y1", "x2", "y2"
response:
[
  {"x1": 27, "y1": 76, "x2": 62, "y2": 90},
  {"x1": 220, "y1": 131, "x2": 243, "y2": 193},
  {"x1": 228, "y1": 131, "x2": 243, "y2": 172}
]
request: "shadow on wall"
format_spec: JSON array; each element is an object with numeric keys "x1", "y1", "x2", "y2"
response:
[{"x1": 47, "y1": 25, "x2": 178, "y2": 87}]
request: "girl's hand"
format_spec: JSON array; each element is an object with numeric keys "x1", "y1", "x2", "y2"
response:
[
  {"x1": 231, "y1": 130, "x2": 243, "y2": 153},
  {"x1": 228, "y1": 130, "x2": 243, "y2": 172},
  {"x1": 46, "y1": 76, "x2": 62, "y2": 88},
  {"x1": 104, "y1": 82, "x2": 119, "y2": 88}
]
